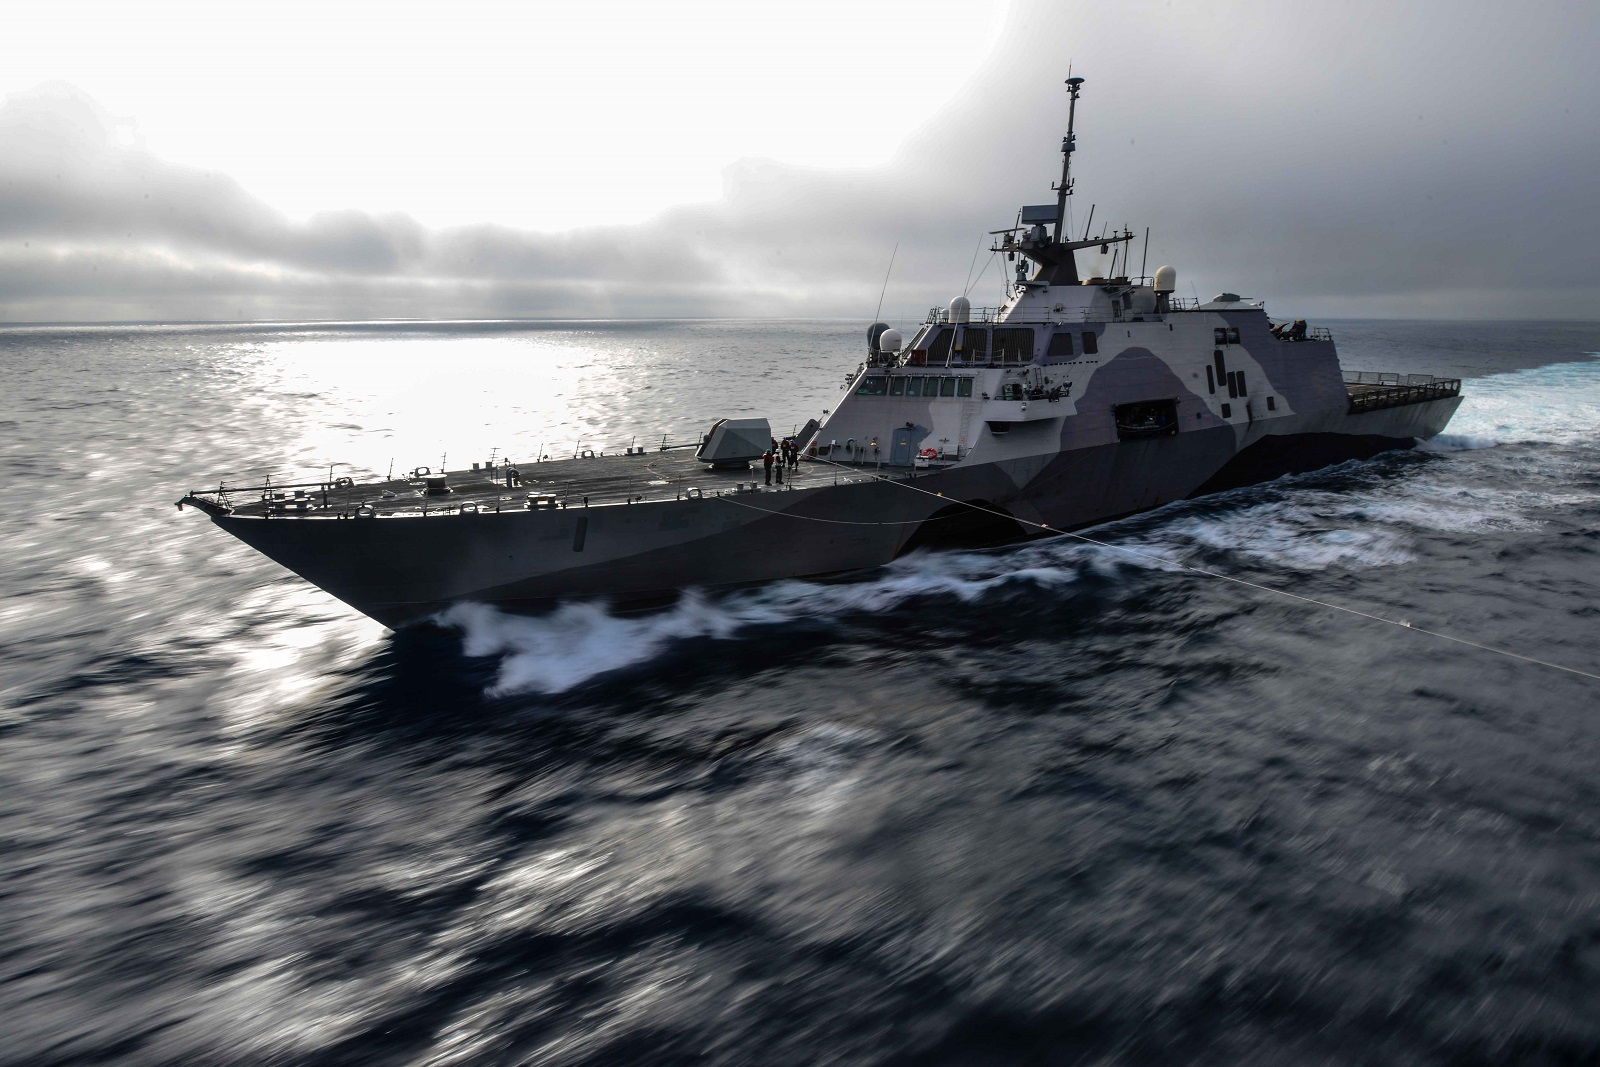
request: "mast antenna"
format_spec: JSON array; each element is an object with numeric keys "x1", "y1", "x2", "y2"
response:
[
  {"x1": 874, "y1": 243, "x2": 898, "y2": 323},
  {"x1": 1053, "y1": 75, "x2": 1085, "y2": 243}
]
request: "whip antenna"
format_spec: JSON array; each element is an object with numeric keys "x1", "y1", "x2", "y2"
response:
[{"x1": 874, "y1": 243, "x2": 898, "y2": 323}]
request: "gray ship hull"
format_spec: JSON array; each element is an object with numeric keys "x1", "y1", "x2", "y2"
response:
[
  {"x1": 204, "y1": 395, "x2": 1459, "y2": 628},
  {"x1": 181, "y1": 80, "x2": 1467, "y2": 627}
]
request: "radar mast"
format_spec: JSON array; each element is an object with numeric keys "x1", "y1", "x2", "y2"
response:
[{"x1": 1054, "y1": 76, "x2": 1085, "y2": 243}]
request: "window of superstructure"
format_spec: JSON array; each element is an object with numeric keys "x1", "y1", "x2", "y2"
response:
[
  {"x1": 1081, "y1": 331, "x2": 1098, "y2": 355},
  {"x1": 940, "y1": 377, "x2": 958, "y2": 397},
  {"x1": 905, "y1": 377, "x2": 923, "y2": 398},
  {"x1": 993, "y1": 327, "x2": 1034, "y2": 363},
  {"x1": 957, "y1": 378, "x2": 974, "y2": 398},
  {"x1": 1214, "y1": 328, "x2": 1227, "y2": 345},
  {"x1": 1205, "y1": 366, "x2": 1216, "y2": 394},
  {"x1": 1227, "y1": 327, "x2": 1241, "y2": 344},
  {"x1": 923, "y1": 375, "x2": 941, "y2": 397},
  {"x1": 1237, "y1": 372, "x2": 1247, "y2": 397},
  {"x1": 1267, "y1": 396, "x2": 1276, "y2": 411},
  {"x1": 857, "y1": 376, "x2": 888, "y2": 396},
  {"x1": 958, "y1": 328, "x2": 988, "y2": 362},
  {"x1": 889, "y1": 377, "x2": 906, "y2": 396},
  {"x1": 1221, "y1": 403, "x2": 1232, "y2": 418},
  {"x1": 1227, "y1": 371, "x2": 1239, "y2": 399},
  {"x1": 1047, "y1": 331, "x2": 1075, "y2": 358},
  {"x1": 929, "y1": 329, "x2": 955, "y2": 365}
]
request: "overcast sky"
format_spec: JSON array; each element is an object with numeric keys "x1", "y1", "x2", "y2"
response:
[{"x1": 2, "y1": 0, "x2": 1596, "y2": 323}]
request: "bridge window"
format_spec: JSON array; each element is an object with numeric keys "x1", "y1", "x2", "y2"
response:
[
  {"x1": 958, "y1": 377, "x2": 974, "y2": 397},
  {"x1": 958, "y1": 328, "x2": 988, "y2": 362},
  {"x1": 940, "y1": 377, "x2": 958, "y2": 397},
  {"x1": 905, "y1": 377, "x2": 923, "y2": 398},
  {"x1": 993, "y1": 327, "x2": 1034, "y2": 363},
  {"x1": 1081, "y1": 331, "x2": 1098, "y2": 355},
  {"x1": 1227, "y1": 327, "x2": 1241, "y2": 344},
  {"x1": 923, "y1": 375, "x2": 941, "y2": 397},
  {"x1": 856, "y1": 376, "x2": 888, "y2": 395},
  {"x1": 1047, "y1": 331, "x2": 1075, "y2": 358},
  {"x1": 889, "y1": 376, "x2": 906, "y2": 396}
]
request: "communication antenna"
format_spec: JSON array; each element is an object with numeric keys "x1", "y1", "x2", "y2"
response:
[
  {"x1": 963, "y1": 232, "x2": 987, "y2": 294},
  {"x1": 1082, "y1": 204, "x2": 1095, "y2": 241},
  {"x1": 874, "y1": 243, "x2": 898, "y2": 323},
  {"x1": 1053, "y1": 75, "x2": 1086, "y2": 243},
  {"x1": 1140, "y1": 227, "x2": 1150, "y2": 283}
]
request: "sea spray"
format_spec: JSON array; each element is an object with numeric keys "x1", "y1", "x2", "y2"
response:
[
  {"x1": 1443, "y1": 351, "x2": 1600, "y2": 446},
  {"x1": 438, "y1": 551, "x2": 1090, "y2": 695}
]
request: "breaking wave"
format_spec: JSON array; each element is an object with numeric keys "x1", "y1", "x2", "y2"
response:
[
  {"x1": 1443, "y1": 351, "x2": 1600, "y2": 446},
  {"x1": 1418, "y1": 433, "x2": 1498, "y2": 452},
  {"x1": 437, "y1": 487, "x2": 1531, "y2": 695},
  {"x1": 436, "y1": 552, "x2": 1085, "y2": 696}
]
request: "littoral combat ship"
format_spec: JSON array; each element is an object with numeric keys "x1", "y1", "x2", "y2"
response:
[{"x1": 179, "y1": 76, "x2": 1462, "y2": 628}]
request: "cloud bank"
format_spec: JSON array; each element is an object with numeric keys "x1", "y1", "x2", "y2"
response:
[{"x1": 2, "y1": 0, "x2": 1597, "y2": 323}]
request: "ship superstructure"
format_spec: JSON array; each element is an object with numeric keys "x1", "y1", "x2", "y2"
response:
[{"x1": 179, "y1": 76, "x2": 1462, "y2": 627}]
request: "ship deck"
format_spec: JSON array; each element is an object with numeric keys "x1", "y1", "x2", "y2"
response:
[
  {"x1": 1344, "y1": 373, "x2": 1461, "y2": 413},
  {"x1": 180, "y1": 449, "x2": 926, "y2": 520}
]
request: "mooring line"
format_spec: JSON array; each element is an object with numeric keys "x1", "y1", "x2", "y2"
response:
[
  {"x1": 783, "y1": 456, "x2": 1600, "y2": 683},
  {"x1": 715, "y1": 486, "x2": 961, "y2": 526}
]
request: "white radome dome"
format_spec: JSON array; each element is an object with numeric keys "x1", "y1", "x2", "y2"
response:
[
  {"x1": 1153, "y1": 265, "x2": 1177, "y2": 293},
  {"x1": 948, "y1": 295, "x2": 972, "y2": 323},
  {"x1": 879, "y1": 329, "x2": 903, "y2": 353}
]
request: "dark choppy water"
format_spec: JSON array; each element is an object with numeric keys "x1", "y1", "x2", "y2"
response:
[{"x1": 2, "y1": 318, "x2": 1600, "y2": 1066}]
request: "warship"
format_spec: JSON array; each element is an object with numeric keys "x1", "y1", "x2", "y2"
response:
[{"x1": 178, "y1": 76, "x2": 1462, "y2": 628}]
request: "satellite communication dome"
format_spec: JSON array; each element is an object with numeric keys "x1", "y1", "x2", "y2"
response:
[
  {"x1": 867, "y1": 322, "x2": 891, "y2": 352},
  {"x1": 879, "y1": 329, "x2": 903, "y2": 353},
  {"x1": 1153, "y1": 265, "x2": 1177, "y2": 293},
  {"x1": 948, "y1": 296, "x2": 971, "y2": 323}
]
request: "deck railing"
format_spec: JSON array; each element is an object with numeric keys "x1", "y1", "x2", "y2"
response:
[{"x1": 1344, "y1": 372, "x2": 1462, "y2": 413}]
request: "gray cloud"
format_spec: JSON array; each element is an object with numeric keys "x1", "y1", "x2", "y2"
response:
[{"x1": 3, "y1": 0, "x2": 1598, "y2": 323}]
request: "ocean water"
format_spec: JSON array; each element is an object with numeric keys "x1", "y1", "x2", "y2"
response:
[{"x1": 1, "y1": 318, "x2": 1599, "y2": 1066}]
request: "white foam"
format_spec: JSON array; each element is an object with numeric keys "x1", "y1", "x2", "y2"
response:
[
  {"x1": 440, "y1": 597, "x2": 741, "y2": 696},
  {"x1": 438, "y1": 478, "x2": 1541, "y2": 694},
  {"x1": 1445, "y1": 353, "x2": 1600, "y2": 446},
  {"x1": 1419, "y1": 433, "x2": 1498, "y2": 452},
  {"x1": 437, "y1": 548, "x2": 1093, "y2": 695}
]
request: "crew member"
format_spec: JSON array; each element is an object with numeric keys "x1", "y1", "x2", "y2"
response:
[{"x1": 763, "y1": 449, "x2": 774, "y2": 485}]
